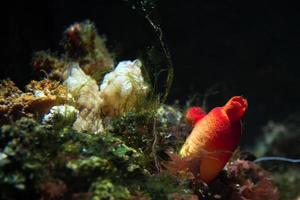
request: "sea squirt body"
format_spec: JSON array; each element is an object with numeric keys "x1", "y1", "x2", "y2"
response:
[{"x1": 180, "y1": 96, "x2": 248, "y2": 183}]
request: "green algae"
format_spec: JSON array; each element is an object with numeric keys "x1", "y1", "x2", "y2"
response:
[{"x1": 0, "y1": 117, "x2": 187, "y2": 199}]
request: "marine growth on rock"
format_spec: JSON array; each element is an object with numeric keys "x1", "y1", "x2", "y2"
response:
[{"x1": 0, "y1": 20, "x2": 282, "y2": 200}]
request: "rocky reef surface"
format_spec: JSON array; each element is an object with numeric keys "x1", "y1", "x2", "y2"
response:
[{"x1": 0, "y1": 21, "x2": 284, "y2": 200}]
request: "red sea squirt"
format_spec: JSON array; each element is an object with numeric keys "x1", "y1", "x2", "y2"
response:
[
  {"x1": 180, "y1": 96, "x2": 248, "y2": 183},
  {"x1": 185, "y1": 106, "x2": 206, "y2": 126}
]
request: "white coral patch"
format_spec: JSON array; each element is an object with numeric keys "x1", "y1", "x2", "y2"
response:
[
  {"x1": 64, "y1": 63, "x2": 94, "y2": 94},
  {"x1": 43, "y1": 105, "x2": 79, "y2": 124},
  {"x1": 0, "y1": 152, "x2": 7, "y2": 160},
  {"x1": 33, "y1": 90, "x2": 46, "y2": 97},
  {"x1": 99, "y1": 59, "x2": 148, "y2": 116}
]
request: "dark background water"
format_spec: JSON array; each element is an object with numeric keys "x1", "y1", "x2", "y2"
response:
[{"x1": 5, "y1": 0, "x2": 300, "y2": 146}]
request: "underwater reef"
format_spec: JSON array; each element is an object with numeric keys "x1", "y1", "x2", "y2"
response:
[{"x1": 1, "y1": 21, "x2": 283, "y2": 200}]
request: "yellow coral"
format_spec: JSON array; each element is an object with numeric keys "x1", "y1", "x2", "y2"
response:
[{"x1": 0, "y1": 79, "x2": 69, "y2": 124}]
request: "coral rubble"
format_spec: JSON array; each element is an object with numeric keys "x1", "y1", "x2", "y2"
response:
[
  {"x1": 227, "y1": 159, "x2": 279, "y2": 200},
  {"x1": 32, "y1": 20, "x2": 114, "y2": 81}
]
